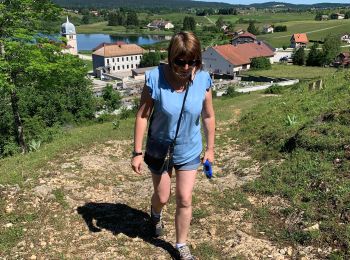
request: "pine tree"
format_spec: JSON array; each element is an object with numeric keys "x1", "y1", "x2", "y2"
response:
[
  {"x1": 292, "y1": 47, "x2": 305, "y2": 66},
  {"x1": 247, "y1": 21, "x2": 259, "y2": 35},
  {"x1": 306, "y1": 43, "x2": 322, "y2": 66}
]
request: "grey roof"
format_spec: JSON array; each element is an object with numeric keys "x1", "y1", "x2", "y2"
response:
[{"x1": 61, "y1": 17, "x2": 76, "y2": 35}]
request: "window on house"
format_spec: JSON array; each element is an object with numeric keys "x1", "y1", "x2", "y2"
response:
[
  {"x1": 113, "y1": 66, "x2": 115, "y2": 70},
  {"x1": 131, "y1": 56, "x2": 133, "y2": 61},
  {"x1": 135, "y1": 56, "x2": 138, "y2": 60},
  {"x1": 117, "y1": 58, "x2": 119, "y2": 62},
  {"x1": 126, "y1": 57, "x2": 129, "y2": 61},
  {"x1": 113, "y1": 58, "x2": 115, "y2": 62},
  {"x1": 106, "y1": 59, "x2": 109, "y2": 64},
  {"x1": 131, "y1": 64, "x2": 134, "y2": 68},
  {"x1": 118, "y1": 66, "x2": 120, "y2": 70},
  {"x1": 127, "y1": 65, "x2": 129, "y2": 69},
  {"x1": 122, "y1": 65, "x2": 125, "y2": 69},
  {"x1": 122, "y1": 57, "x2": 124, "y2": 61}
]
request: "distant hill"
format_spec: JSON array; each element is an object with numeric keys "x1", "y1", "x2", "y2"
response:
[
  {"x1": 52, "y1": 0, "x2": 350, "y2": 9},
  {"x1": 250, "y1": 1, "x2": 350, "y2": 9},
  {"x1": 52, "y1": 0, "x2": 234, "y2": 9}
]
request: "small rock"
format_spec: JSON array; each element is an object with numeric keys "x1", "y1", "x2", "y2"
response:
[
  {"x1": 4, "y1": 223, "x2": 13, "y2": 228},
  {"x1": 33, "y1": 185, "x2": 53, "y2": 199},
  {"x1": 30, "y1": 243, "x2": 34, "y2": 249},
  {"x1": 287, "y1": 247, "x2": 293, "y2": 256},
  {"x1": 303, "y1": 223, "x2": 319, "y2": 231},
  {"x1": 61, "y1": 162, "x2": 76, "y2": 169},
  {"x1": 30, "y1": 255, "x2": 37, "y2": 260},
  {"x1": 17, "y1": 241, "x2": 26, "y2": 247},
  {"x1": 5, "y1": 205, "x2": 14, "y2": 213},
  {"x1": 279, "y1": 248, "x2": 286, "y2": 255},
  {"x1": 40, "y1": 241, "x2": 47, "y2": 247}
]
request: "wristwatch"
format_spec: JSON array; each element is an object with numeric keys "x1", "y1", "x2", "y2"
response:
[{"x1": 132, "y1": 151, "x2": 143, "y2": 158}]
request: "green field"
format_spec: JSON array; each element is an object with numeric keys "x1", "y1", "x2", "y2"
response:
[
  {"x1": 257, "y1": 19, "x2": 350, "y2": 47},
  {"x1": 211, "y1": 12, "x2": 315, "y2": 24},
  {"x1": 242, "y1": 64, "x2": 339, "y2": 80}
]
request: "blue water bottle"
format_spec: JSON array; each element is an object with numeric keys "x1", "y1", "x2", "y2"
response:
[{"x1": 203, "y1": 160, "x2": 213, "y2": 179}]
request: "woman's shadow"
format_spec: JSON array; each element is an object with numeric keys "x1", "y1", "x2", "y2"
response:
[{"x1": 77, "y1": 202, "x2": 178, "y2": 259}]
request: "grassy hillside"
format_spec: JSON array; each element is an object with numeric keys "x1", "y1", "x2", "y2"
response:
[
  {"x1": 257, "y1": 19, "x2": 350, "y2": 47},
  {"x1": 235, "y1": 69, "x2": 350, "y2": 258},
  {"x1": 1, "y1": 66, "x2": 349, "y2": 257}
]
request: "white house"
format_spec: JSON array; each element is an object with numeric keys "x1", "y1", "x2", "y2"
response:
[
  {"x1": 341, "y1": 34, "x2": 350, "y2": 44},
  {"x1": 61, "y1": 17, "x2": 77, "y2": 55},
  {"x1": 202, "y1": 42, "x2": 275, "y2": 77},
  {"x1": 92, "y1": 42, "x2": 145, "y2": 77},
  {"x1": 147, "y1": 19, "x2": 174, "y2": 30},
  {"x1": 263, "y1": 25, "x2": 274, "y2": 34}
]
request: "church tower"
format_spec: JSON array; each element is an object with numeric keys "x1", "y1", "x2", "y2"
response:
[{"x1": 61, "y1": 17, "x2": 78, "y2": 55}]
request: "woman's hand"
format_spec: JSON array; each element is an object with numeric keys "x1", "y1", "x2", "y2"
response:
[
  {"x1": 131, "y1": 155, "x2": 143, "y2": 175},
  {"x1": 202, "y1": 148, "x2": 214, "y2": 164}
]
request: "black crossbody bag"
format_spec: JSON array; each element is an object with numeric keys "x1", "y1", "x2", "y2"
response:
[{"x1": 144, "y1": 85, "x2": 190, "y2": 172}]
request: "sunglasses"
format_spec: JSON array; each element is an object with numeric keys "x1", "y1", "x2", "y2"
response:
[{"x1": 174, "y1": 59, "x2": 200, "y2": 67}]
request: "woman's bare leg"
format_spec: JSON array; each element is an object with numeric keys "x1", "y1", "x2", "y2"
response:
[{"x1": 175, "y1": 170, "x2": 197, "y2": 243}]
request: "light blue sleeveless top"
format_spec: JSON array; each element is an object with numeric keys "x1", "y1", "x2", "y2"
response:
[{"x1": 145, "y1": 65, "x2": 212, "y2": 165}]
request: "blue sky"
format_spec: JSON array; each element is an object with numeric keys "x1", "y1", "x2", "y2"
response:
[{"x1": 196, "y1": 0, "x2": 350, "y2": 5}]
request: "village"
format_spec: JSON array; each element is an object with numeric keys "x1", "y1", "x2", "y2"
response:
[{"x1": 60, "y1": 15, "x2": 350, "y2": 112}]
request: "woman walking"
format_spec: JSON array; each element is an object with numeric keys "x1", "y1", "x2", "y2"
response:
[{"x1": 131, "y1": 31, "x2": 215, "y2": 260}]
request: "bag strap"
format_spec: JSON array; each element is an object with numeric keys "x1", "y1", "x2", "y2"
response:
[{"x1": 171, "y1": 84, "x2": 190, "y2": 147}]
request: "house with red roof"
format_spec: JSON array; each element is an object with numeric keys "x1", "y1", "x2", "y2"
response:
[
  {"x1": 202, "y1": 42, "x2": 275, "y2": 77},
  {"x1": 290, "y1": 33, "x2": 308, "y2": 48}
]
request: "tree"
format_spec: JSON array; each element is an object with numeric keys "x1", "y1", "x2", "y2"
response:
[
  {"x1": 0, "y1": 0, "x2": 60, "y2": 153},
  {"x1": 0, "y1": 0, "x2": 95, "y2": 157},
  {"x1": 82, "y1": 14, "x2": 90, "y2": 24},
  {"x1": 274, "y1": 25, "x2": 287, "y2": 32},
  {"x1": 250, "y1": 57, "x2": 271, "y2": 70},
  {"x1": 102, "y1": 84, "x2": 122, "y2": 112},
  {"x1": 215, "y1": 16, "x2": 225, "y2": 29},
  {"x1": 126, "y1": 11, "x2": 139, "y2": 26},
  {"x1": 139, "y1": 52, "x2": 161, "y2": 67},
  {"x1": 247, "y1": 21, "x2": 259, "y2": 35},
  {"x1": 322, "y1": 34, "x2": 341, "y2": 65},
  {"x1": 306, "y1": 43, "x2": 322, "y2": 66},
  {"x1": 315, "y1": 12, "x2": 323, "y2": 21},
  {"x1": 183, "y1": 16, "x2": 196, "y2": 31},
  {"x1": 108, "y1": 11, "x2": 118, "y2": 26},
  {"x1": 345, "y1": 11, "x2": 350, "y2": 19},
  {"x1": 292, "y1": 47, "x2": 305, "y2": 66}
]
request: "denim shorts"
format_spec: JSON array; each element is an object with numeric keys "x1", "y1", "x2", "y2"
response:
[{"x1": 148, "y1": 155, "x2": 201, "y2": 175}]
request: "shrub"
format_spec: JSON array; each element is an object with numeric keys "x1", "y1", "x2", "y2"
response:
[
  {"x1": 223, "y1": 86, "x2": 242, "y2": 97},
  {"x1": 264, "y1": 84, "x2": 283, "y2": 94},
  {"x1": 250, "y1": 57, "x2": 272, "y2": 70}
]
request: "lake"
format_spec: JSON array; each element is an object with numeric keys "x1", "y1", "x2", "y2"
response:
[{"x1": 77, "y1": 34, "x2": 171, "y2": 51}]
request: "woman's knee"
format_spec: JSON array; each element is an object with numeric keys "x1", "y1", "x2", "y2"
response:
[
  {"x1": 153, "y1": 192, "x2": 170, "y2": 205},
  {"x1": 176, "y1": 194, "x2": 192, "y2": 208}
]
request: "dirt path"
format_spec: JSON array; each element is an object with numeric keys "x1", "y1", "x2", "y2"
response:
[{"x1": 1, "y1": 116, "x2": 324, "y2": 259}]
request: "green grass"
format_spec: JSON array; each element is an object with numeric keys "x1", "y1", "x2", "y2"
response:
[
  {"x1": 236, "y1": 69, "x2": 350, "y2": 255},
  {"x1": 242, "y1": 64, "x2": 338, "y2": 80},
  {"x1": 82, "y1": 59, "x2": 93, "y2": 71},
  {"x1": 256, "y1": 19, "x2": 350, "y2": 47},
  {"x1": 192, "y1": 242, "x2": 222, "y2": 259},
  {"x1": 53, "y1": 189, "x2": 69, "y2": 209},
  {"x1": 211, "y1": 12, "x2": 315, "y2": 24}
]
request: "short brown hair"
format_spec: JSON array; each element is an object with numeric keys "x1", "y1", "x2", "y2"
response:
[{"x1": 168, "y1": 31, "x2": 202, "y2": 70}]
